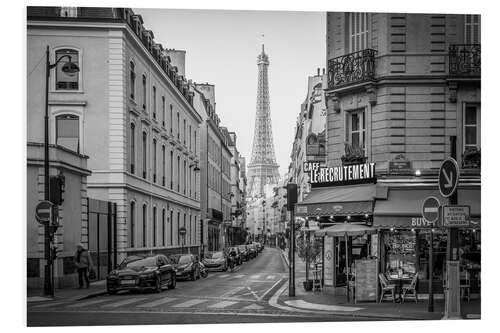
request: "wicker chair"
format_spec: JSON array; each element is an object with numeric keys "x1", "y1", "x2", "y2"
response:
[
  {"x1": 379, "y1": 273, "x2": 396, "y2": 303},
  {"x1": 401, "y1": 274, "x2": 418, "y2": 303}
]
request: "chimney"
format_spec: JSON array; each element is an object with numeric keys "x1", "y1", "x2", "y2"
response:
[
  {"x1": 317, "y1": 68, "x2": 320, "y2": 76},
  {"x1": 322, "y1": 68, "x2": 325, "y2": 75},
  {"x1": 165, "y1": 49, "x2": 186, "y2": 77}
]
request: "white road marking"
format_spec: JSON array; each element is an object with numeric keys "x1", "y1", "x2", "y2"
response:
[
  {"x1": 243, "y1": 303, "x2": 264, "y2": 310},
  {"x1": 208, "y1": 301, "x2": 239, "y2": 309},
  {"x1": 220, "y1": 286, "x2": 245, "y2": 298},
  {"x1": 31, "y1": 301, "x2": 67, "y2": 308},
  {"x1": 101, "y1": 297, "x2": 148, "y2": 308},
  {"x1": 250, "y1": 274, "x2": 261, "y2": 279},
  {"x1": 137, "y1": 297, "x2": 178, "y2": 308},
  {"x1": 67, "y1": 298, "x2": 111, "y2": 308},
  {"x1": 266, "y1": 275, "x2": 276, "y2": 280},
  {"x1": 218, "y1": 274, "x2": 230, "y2": 278},
  {"x1": 233, "y1": 274, "x2": 245, "y2": 279},
  {"x1": 258, "y1": 278, "x2": 283, "y2": 301},
  {"x1": 173, "y1": 299, "x2": 207, "y2": 308}
]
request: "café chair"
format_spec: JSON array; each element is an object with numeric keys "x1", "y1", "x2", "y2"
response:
[
  {"x1": 401, "y1": 274, "x2": 418, "y2": 303},
  {"x1": 379, "y1": 273, "x2": 396, "y2": 303}
]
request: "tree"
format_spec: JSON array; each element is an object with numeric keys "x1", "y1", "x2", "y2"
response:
[{"x1": 296, "y1": 232, "x2": 322, "y2": 282}]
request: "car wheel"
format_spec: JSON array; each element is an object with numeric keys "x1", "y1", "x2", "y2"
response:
[
  {"x1": 169, "y1": 275, "x2": 176, "y2": 289},
  {"x1": 155, "y1": 276, "x2": 162, "y2": 293}
]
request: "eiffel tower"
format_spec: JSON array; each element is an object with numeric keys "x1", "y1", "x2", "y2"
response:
[{"x1": 247, "y1": 44, "x2": 280, "y2": 198}]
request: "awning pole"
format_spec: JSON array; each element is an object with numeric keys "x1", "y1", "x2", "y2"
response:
[{"x1": 345, "y1": 231, "x2": 349, "y2": 302}]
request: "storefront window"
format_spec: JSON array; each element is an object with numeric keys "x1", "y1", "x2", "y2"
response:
[{"x1": 383, "y1": 230, "x2": 417, "y2": 276}]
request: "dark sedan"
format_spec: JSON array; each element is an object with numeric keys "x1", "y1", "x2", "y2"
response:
[
  {"x1": 106, "y1": 255, "x2": 176, "y2": 294},
  {"x1": 247, "y1": 244, "x2": 257, "y2": 259},
  {"x1": 171, "y1": 254, "x2": 201, "y2": 280},
  {"x1": 202, "y1": 251, "x2": 227, "y2": 271}
]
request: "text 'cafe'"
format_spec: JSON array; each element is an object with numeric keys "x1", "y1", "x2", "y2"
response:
[{"x1": 296, "y1": 161, "x2": 480, "y2": 301}]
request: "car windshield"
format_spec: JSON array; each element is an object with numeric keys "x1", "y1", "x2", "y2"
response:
[
  {"x1": 205, "y1": 252, "x2": 223, "y2": 259},
  {"x1": 178, "y1": 255, "x2": 192, "y2": 265},
  {"x1": 125, "y1": 257, "x2": 157, "y2": 268}
]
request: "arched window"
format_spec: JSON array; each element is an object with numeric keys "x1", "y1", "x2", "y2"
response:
[
  {"x1": 130, "y1": 123, "x2": 135, "y2": 174},
  {"x1": 153, "y1": 138, "x2": 157, "y2": 183},
  {"x1": 56, "y1": 114, "x2": 79, "y2": 153},
  {"x1": 130, "y1": 201, "x2": 135, "y2": 248},
  {"x1": 55, "y1": 48, "x2": 79, "y2": 90},
  {"x1": 130, "y1": 61, "x2": 135, "y2": 100},
  {"x1": 142, "y1": 132, "x2": 147, "y2": 179},
  {"x1": 142, "y1": 204, "x2": 147, "y2": 247},
  {"x1": 153, "y1": 206, "x2": 157, "y2": 247}
]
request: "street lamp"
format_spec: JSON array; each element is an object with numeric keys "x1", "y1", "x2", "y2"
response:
[{"x1": 43, "y1": 46, "x2": 80, "y2": 296}]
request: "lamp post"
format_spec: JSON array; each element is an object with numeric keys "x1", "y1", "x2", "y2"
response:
[
  {"x1": 261, "y1": 199, "x2": 266, "y2": 245},
  {"x1": 43, "y1": 46, "x2": 80, "y2": 296}
]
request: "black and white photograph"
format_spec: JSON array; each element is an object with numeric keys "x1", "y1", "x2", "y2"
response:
[{"x1": 14, "y1": 0, "x2": 493, "y2": 330}]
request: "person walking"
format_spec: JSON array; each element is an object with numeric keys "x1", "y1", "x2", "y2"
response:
[{"x1": 74, "y1": 243, "x2": 94, "y2": 289}]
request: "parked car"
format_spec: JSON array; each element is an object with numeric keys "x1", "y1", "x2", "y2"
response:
[
  {"x1": 238, "y1": 245, "x2": 250, "y2": 261},
  {"x1": 202, "y1": 251, "x2": 227, "y2": 271},
  {"x1": 106, "y1": 255, "x2": 176, "y2": 295},
  {"x1": 247, "y1": 244, "x2": 257, "y2": 259},
  {"x1": 170, "y1": 254, "x2": 201, "y2": 281},
  {"x1": 226, "y1": 246, "x2": 243, "y2": 265}
]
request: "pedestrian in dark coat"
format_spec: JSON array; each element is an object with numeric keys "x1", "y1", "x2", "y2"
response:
[{"x1": 74, "y1": 243, "x2": 94, "y2": 288}]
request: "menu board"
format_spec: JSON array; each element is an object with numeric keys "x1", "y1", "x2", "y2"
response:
[
  {"x1": 355, "y1": 259, "x2": 377, "y2": 302},
  {"x1": 324, "y1": 236, "x2": 334, "y2": 286}
]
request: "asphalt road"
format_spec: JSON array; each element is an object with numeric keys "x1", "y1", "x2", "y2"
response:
[{"x1": 27, "y1": 247, "x2": 370, "y2": 326}]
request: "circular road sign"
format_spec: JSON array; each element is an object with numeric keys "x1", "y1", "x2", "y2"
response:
[
  {"x1": 439, "y1": 157, "x2": 459, "y2": 198},
  {"x1": 421, "y1": 196, "x2": 441, "y2": 225},
  {"x1": 179, "y1": 227, "x2": 186, "y2": 236},
  {"x1": 35, "y1": 200, "x2": 53, "y2": 224}
]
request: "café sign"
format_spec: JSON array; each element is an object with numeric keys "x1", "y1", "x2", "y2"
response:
[{"x1": 304, "y1": 161, "x2": 376, "y2": 188}]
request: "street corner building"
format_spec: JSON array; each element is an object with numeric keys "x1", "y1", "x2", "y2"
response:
[
  {"x1": 291, "y1": 12, "x2": 480, "y2": 309},
  {"x1": 26, "y1": 6, "x2": 208, "y2": 288}
]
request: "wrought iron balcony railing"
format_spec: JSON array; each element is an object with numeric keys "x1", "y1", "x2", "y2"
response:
[
  {"x1": 449, "y1": 44, "x2": 481, "y2": 77},
  {"x1": 327, "y1": 49, "x2": 377, "y2": 89}
]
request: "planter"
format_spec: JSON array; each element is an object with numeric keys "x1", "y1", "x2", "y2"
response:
[{"x1": 303, "y1": 280, "x2": 313, "y2": 291}]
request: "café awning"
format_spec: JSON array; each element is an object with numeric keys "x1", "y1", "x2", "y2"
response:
[
  {"x1": 295, "y1": 184, "x2": 376, "y2": 217},
  {"x1": 315, "y1": 223, "x2": 376, "y2": 237},
  {"x1": 373, "y1": 187, "x2": 481, "y2": 228}
]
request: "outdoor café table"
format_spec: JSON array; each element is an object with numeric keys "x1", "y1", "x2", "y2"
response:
[{"x1": 387, "y1": 275, "x2": 413, "y2": 302}]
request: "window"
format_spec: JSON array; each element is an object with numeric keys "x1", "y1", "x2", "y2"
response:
[
  {"x1": 183, "y1": 119, "x2": 186, "y2": 145},
  {"x1": 60, "y1": 7, "x2": 78, "y2": 17},
  {"x1": 183, "y1": 160, "x2": 187, "y2": 195},
  {"x1": 170, "y1": 210, "x2": 174, "y2": 245},
  {"x1": 55, "y1": 49, "x2": 79, "y2": 90},
  {"x1": 189, "y1": 125, "x2": 192, "y2": 151},
  {"x1": 194, "y1": 130, "x2": 197, "y2": 154},
  {"x1": 152, "y1": 86, "x2": 157, "y2": 119},
  {"x1": 162, "y1": 96, "x2": 166, "y2": 127},
  {"x1": 162, "y1": 209, "x2": 166, "y2": 246},
  {"x1": 465, "y1": 15, "x2": 480, "y2": 44},
  {"x1": 177, "y1": 112, "x2": 180, "y2": 140},
  {"x1": 183, "y1": 214, "x2": 187, "y2": 244},
  {"x1": 177, "y1": 156, "x2": 180, "y2": 192},
  {"x1": 130, "y1": 202, "x2": 135, "y2": 248},
  {"x1": 463, "y1": 104, "x2": 481, "y2": 151},
  {"x1": 153, "y1": 138, "x2": 157, "y2": 183},
  {"x1": 170, "y1": 105, "x2": 173, "y2": 134},
  {"x1": 130, "y1": 123, "x2": 135, "y2": 174},
  {"x1": 346, "y1": 110, "x2": 366, "y2": 154},
  {"x1": 153, "y1": 206, "x2": 157, "y2": 247},
  {"x1": 142, "y1": 132, "x2": 147, "y2": 179},
  {"x1": 162, "y1": 145, "x2": 166, "y2": 186},
  {"x1": 177, "y1": 212, "x2": 181, "y2": 245},
  {"x1": 142, "y1": 74, "x2": 147, "y2": 110},
  {"x1": 56, "y1": 114, "x2": 79, "y2": 152},
  {"x1": 170, "y1": 151, "x2": 174, "y2": 189},
  {"x1": 348, "y1": 12, "x2": 369, "y2": 53},
  {"x1": 130, "y1": 62, "x2": 135, "y2": 100},
  {"x1": 142, "y1": 204, "x2": 147, "y2": 247},
  {"x1": 189, "y1": 215, "x2": 192, "y2": 244}
]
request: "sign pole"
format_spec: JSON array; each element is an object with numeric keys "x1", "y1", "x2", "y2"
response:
[
  {"x1": 289, "y1": 208, "x2": 296, "y2": 297},
  {"x1": 428, "y1": 229, "x2": 434, "y2": 312}
]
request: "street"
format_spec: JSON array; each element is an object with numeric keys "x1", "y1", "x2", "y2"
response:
[{"x1": 28, "y1": 248, "x2": 375, "y2": 326}]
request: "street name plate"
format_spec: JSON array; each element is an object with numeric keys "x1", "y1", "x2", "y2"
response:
[{"x1": 443, "y1": 206, "x2": 470, "y2": 227}]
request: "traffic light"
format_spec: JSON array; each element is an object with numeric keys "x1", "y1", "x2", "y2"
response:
[{"x1": 49, "y1": 174, "x2": 65, "y2": 205}]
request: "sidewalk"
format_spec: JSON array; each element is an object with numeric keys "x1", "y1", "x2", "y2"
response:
[
  {"x1": 27, "y1": 280, "x2": 107, "y2": 303},
  {"x1": 279, "y1": 248, "x2": 480, "y2": 320}
]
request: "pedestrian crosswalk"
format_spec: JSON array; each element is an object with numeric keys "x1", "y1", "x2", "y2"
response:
[{"x1": 29, "y1": 296, "x2": 271, "y2": 313}]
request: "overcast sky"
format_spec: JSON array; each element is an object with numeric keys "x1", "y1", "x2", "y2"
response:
[{"x1": 136, "y1": 8, "x2": 326, "y2": 176}]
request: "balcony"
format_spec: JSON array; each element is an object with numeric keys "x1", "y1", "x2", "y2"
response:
[
  {"x1": 327, "y1": 49, "x2": 377, "y2": 90},
  {"x1": 449, "y1": 44, "x2": 481, "y2": 77}
]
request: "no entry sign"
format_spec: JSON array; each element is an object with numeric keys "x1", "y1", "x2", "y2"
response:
[
  {"x1": 179, "y1": 227, "x2": 186, "y2": 236},
  {"x1": 421, "y1": 196, "x2": 441, "y2": 225},
  {"x1": 439, "y1": 158, "x2": 459, "y2": 198},
  {"x1": 35, "y1": 200, "x2": 53, "y2": 224}
]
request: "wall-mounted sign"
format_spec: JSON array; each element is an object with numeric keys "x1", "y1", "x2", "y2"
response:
[
  {"x1": 443, "y1": 206, "x2": 470, "y2": 227},
  {"x1": 304, "y1": 161, "x2": 376, "y2": 188},
  {"x1": 388, "y1": 160, "x2": 412, "y2": 174}
]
